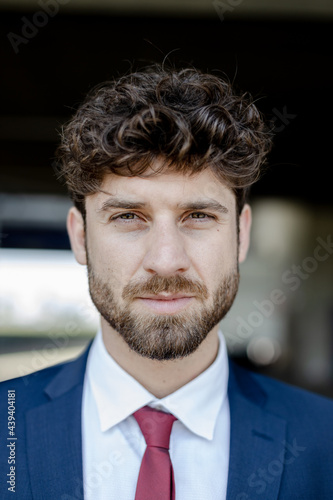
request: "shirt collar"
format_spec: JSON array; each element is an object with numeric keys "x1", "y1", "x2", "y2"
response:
[{"x1": 85, "y1": 328, "x2": 229, "y2": 440}]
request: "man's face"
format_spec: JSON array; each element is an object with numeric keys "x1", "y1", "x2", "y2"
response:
[{"x1": 67, "y1": 166, "x2": 251, "y2": 360}]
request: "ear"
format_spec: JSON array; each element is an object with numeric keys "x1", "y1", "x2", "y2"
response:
[
  {"x1": 66, "y1": 207, "x2": 87, "y2": 265},
  {"x1": 238, "y1": 204, "x2": 252, "y2": 263}
]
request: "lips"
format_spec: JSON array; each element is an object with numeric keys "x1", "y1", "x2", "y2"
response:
[
  {"x1": 139, "y1": 293, "x2": 193, "y2": 300},
  {"x1": 137, "y1": 294, "x2": 194, "y2": 313}
]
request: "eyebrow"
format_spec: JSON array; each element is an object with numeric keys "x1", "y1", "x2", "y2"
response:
[
  {"x1": 97, "y1": 198, "x2": 229, "y2": 215},
  {"x1": 177, "y1": 201, "x2": 229, "y2": 214},
  {"x1": 97, "y1": 199, "x2": 146, "y2": 213}
]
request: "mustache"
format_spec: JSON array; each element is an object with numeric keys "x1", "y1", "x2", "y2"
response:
[{"x1": 122, "y1": 274, "x2": 209, "y2": 301}]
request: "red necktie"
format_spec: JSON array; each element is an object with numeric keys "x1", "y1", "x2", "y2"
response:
[{"x1": 133, "y1": 406, "x2": 177, "y2": 500}]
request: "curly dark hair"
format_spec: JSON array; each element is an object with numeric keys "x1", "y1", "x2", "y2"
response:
[{"x1": 56, "y1": 65, "x2": 272, "y2": 216}]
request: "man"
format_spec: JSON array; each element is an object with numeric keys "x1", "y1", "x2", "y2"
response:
[{"x1": 0, "y1": 65, "x2": 332, "y2": 500}]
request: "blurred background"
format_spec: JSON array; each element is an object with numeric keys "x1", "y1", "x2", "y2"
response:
[{"x1": 0, "y1": 0, "x2": 332, "y2": 397}]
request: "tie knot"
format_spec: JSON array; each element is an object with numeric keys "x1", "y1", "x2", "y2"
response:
[{"x1": 134, "y1": 406, "x2": 176, "y2": 449}]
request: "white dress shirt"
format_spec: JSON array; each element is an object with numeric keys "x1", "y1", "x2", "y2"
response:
[{"x1": 82, "y1": 329, "x2": 230, "y2": 500}]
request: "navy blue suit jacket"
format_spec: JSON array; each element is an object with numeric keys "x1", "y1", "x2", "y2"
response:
[{"x1": 1, "y1": 342, "x2": 333, "y2": 499}]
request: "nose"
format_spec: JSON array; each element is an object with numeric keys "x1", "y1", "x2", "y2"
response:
[{"x1": 142, "y1": 221, "x2": 191, "y2": 276}]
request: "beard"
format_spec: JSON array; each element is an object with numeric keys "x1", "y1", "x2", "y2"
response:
[{"x1": 87, "y1": 257, "x2": 239, "y2": 361}]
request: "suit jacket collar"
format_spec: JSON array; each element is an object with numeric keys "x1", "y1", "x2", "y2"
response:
[
  {"x1": 226, "y1": 360, "x2": 287, "y2": 500},
  {"x1": 26, "y1": 345, "x2": 287, "y2": 500},
  {"x1": 26, "y1": 343, "x2": 92, "y2": 500}
]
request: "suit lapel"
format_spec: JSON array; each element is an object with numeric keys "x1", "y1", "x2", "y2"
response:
[
  {"x1": 26, "y1": 344, "x2": 91, "y2": 500},
  {"x1": 226, "y1": 361, "x2": 287, "y2": 500}
]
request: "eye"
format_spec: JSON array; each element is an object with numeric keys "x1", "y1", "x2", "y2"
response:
[
  {"x1": 119, "y1": 213, "x2": 137, "y2": 219},
  {"x1": 111, "y1": 212, "x2": 139, "y2": 221},
  {"x1": 188, "y1": 212, "x2": 214, "y2": 220}
]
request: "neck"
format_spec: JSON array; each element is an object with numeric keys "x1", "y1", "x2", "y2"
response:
[{"x1": 100, "y1": 318, "x2": 220, "y2": 399}]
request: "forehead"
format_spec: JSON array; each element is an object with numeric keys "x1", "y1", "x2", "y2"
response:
[{"x1": 88, "y1": 167, "x2": 236, "y2": 211}]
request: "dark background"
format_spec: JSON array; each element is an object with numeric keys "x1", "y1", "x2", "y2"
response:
[{"x1": 1, "y1": 11, "x2": 332, "y2": 207}]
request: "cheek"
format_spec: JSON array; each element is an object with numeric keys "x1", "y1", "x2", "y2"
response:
[
  {"x1": 191, "y1": 230, "x2": 238, "y2": 272},
  {"x1": 89, "y1": 236, "x2": 143, "y2": 287}
]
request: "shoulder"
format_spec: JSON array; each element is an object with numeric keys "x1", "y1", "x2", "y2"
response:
[
  {"x1": 0, "y1": 343, "x2": 91, "y2": 412},
  {"x1": 229, "y1": 360, "x2": 333, "y2": 473},
  {"x1": 0, "y1": 360, "x2": 71, "y2": 412},
  {"x1": 229, "y1": 359, "x2": 333, "y2": 423},
  {"x1": 228, "y1": 362, "x2": 333, "y2": 497}
]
